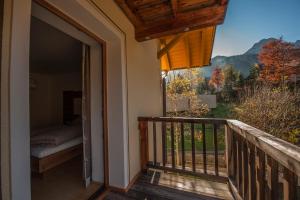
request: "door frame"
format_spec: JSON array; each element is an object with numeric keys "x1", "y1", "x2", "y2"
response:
[{"x1": 33, "y1": 0, "x2": 109, "y2": 188}]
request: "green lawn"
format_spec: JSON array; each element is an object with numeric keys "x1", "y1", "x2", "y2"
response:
[
  {"x1": 165, "y1": 124, "x2": 225, "y2": 152},
  {"x1": 206, "y1": 103, "x2": 234, "y2": 118}
]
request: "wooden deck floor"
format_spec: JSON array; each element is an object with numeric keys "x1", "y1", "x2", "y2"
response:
[{"x1": 104, "y1": 170, "x2": 233, "y2": 200}]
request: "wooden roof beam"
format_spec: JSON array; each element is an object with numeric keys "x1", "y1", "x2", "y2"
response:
[
  {"x1": 160, "y1": 39, "x2": 173, "y2": 70},
  {"x1": 135, "y1": 4, "x2": 226, "y2": 41},
  {"x1": 114, "y1": 0, "x2": 143, "y2": 27},
  {"x1": 137, "y1": 16, "x2": 224, "y2": 42},
  {"x1": 171, "y1": 0, "x2": 178, "y2": 18},
  {"x1": 157, "y1": 33, "x2": 185, "y2": 59},
  {"x1": 184, "y1": 35, "x2": 191, "y2": 67}
]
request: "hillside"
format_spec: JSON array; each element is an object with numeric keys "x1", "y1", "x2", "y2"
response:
[{"x1": 200, "y1": 38, "x2": 298, "y2": 77}]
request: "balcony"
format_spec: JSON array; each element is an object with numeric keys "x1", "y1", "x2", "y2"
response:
[{"x1": 104, "y1": 117, "x2": 300, "y2": 200}]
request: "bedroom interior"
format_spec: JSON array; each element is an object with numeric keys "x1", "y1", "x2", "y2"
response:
[{"x1": 29, "y1": 16, "x2": 99, "y2": 200}]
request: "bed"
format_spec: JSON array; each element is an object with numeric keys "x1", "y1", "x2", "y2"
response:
[
  {"x1": 31, "y1": 125, "x2": 83, "y2": 174},
  {"x1": 31, "y1": 91, "x2": 83, "y2": 175}
]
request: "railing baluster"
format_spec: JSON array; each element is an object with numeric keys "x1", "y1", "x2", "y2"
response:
[
  {"x1": 248, "y1": 143, "x2": 256, "y2": 200},
  {"x1": 162, "y1": 122, "x2": 166, "y2": 167},
  {"x1": 213, "y1": 124, "x2": 219, "y2": 176},
  {"x1": 256, "y1": 148, "x2": 266, "y2": 200},
  {"x1": 171, "y1": 122, "x2": 175, "y2": 169},
  {"x1": 180, "y1": 123, "x2": 185, "y2": 170},
  {"x1": 237, "y1": 136, "x2": 243, "y2": 195},
  {"x1": 266, "y1": 156, "x2": 278, "y2": 200},
  {"x1": 283, "y1": 167, "x2": 297, "y2": 200},
  {"x1": 191, "y1": 123, "x2": 196, "y2": 172},
  {"x1": 139, "y1": 120, "x2": 149, "y2": 172},
  {"x1": 153, "y1": 122, "x2": 157, "y2": 166},
  {"x1": 202, "y1": 123, "x2": 207, "y2": 174},
  {"x1": 242, "y1": 140, "x2": 249, "y2": 199},
  {"x1": 233, "y1": 134, "x2": 237, "y2": 186}
]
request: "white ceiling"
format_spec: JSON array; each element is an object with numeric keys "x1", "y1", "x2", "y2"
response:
[{"x1": 30, "y1": 17, "x2": 82, "y2": 74}]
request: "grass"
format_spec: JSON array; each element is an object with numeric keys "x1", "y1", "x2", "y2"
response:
[
  {"x1": 164, "y1": 103, "x2": 234, "y2": 152},
  {"x1": 206, "y1": 103, "x2": 234, "y2": 118},
  {"x1": 165, "y1": 124, "x2": 225, "y2": 152}
]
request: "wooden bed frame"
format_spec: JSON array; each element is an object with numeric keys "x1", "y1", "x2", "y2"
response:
[
  {"x1": 31, "y1": 91, "x2": 83, "y2": 175},
  {"x1": 31, "y1": 144, "x2": 83, "y2": 174}
]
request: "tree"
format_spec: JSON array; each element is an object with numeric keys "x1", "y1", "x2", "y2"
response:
[
  {"x1": 167, "y1": 69, "x2": 209, "y2": 117},
  {"x1": 221, "y1": 65, "x2": 240, "y2": 102},
  {"x1": 235, "y1": 85, "x2": 300, "y2": 144},
  {"x1": 197, "y1": 78, "x2": 214, "y2": 94},
  {"x1": 258, "y1": 38, "x2": 297, "y2": 85},
  {"x1": 209, "y1": 67, "x2": 224, "y2": 91},
  {"x1": 166, "y1": 69, "x2": 209, "y2": 166},
  {"x1": 247, "y1": 64, "x2": 260, "y2": 83}
]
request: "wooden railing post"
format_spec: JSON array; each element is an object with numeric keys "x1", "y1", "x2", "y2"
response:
[
  {"x1": 256, "y1": 148, "x2": 266, "y2": 200},
  {"x1": 225, "y1": 125, "x2": 233, "y2": 178},
  {"x1": 266, "y1": 156, "x2": 279, "y2": 200},
  {"x1": 282, "y1": 167, "x2": 298, "y2": 200},
  {"x1": 248, "y1": 143, "x2": 256, "y2": 200},
  {"x1": 139, "y1": 120, "x2": 149, "y2": 172}
]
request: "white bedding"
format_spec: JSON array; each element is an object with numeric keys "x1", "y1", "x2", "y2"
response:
[
  {"x1": 31, "y1": 137, "x2": 83, "y2": 158},
  {"x1": 31, "y1": 125, "x2": 82, "y2": 146}
]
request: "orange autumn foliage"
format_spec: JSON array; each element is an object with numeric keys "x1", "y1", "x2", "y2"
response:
[
  {"x1": 258, "y1": 38, "x2": 298, "y2": 84},
  {"x1": 209, "y1": 67, "x2": 224, "y2": 91}
]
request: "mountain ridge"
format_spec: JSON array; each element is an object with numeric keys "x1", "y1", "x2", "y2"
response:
[{"x1": 200, "y1": 38, "x2": 299, "y2": 77}]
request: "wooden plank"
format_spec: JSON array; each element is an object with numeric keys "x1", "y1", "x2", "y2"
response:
[
  {"x1": 157, "y1": 33, "x2": 185, "y2": 59},
  {"x1": 225, "y1": 125, "x2": 233, "y2": 178},
  {"x1": 266, "y1": 156, "x2": 278, "y2": 200},
  {"x1": 180, "y1": 123, "x2": 185, "y2": 170},
  {"x1": 138, "y1": 116, "x2": 227, "y2": 125},
  {"x1": 191, "y1": 123, "x2": 196, "y2": 172},
  {"x1": 256, "y1": 148, "x2": 265, "y2": 200},
  {"x1": 153, "y1": 122, "x2": 157, "y2": 165},
  {"x1": 202, "y1": 123, "x2": 207, "y2": 173},
  {"x1": 248, "y1": 143, "x2": 256, "y2": 200},
  {"x1": 228, "y1": 179, "x2": 243, "y2": 200},
  {"x1": 31, "y1": 144, "x2": 83, "y2": 174},
  {"x1": 160, "y1": 39, "x2": 173, "y2": 69},
  {"x1": 184, "y1": 35, "x2": 192, "y2": 67},
  {"x1": 282, "y1": 167, "x2": 297, "y2": 200},
  {"x1": 171, "y1": 0, "x2": 178, "y2": 18},
  {"x1": 237, "y1": 136, "x2": 242, "y2": 195},
  {"x1": 213, "y1": 124, "x2": 219, "y2": 176},
  {"x1": 171, "y1": 122, "x2": 175, "y2": 168},
  {"x1": 147, "y1": 164, "x2": 228, "y2": 183},
  {"x1": 114, "y1": 0, "x2": 143, "y2": 27},
  {"x1": 162, "y1": 122, "x2": 166, "y2": 167},
  {"x1": 242, "y1": 140, "x2": 249, "y2": 199},
  {"x1": 232, "y1": 134, "x2": 237, "y2": 185},
  {"x1": 139, "y1": 121, "x2": 149, "y2": 172},
  {"x1": 227, "y1": 120, "x2": 300, "y2": 177},
  {"x1": 135, "y1": 4, "x2": 227, "y2": 41}
]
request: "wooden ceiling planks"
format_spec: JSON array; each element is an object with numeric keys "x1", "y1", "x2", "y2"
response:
[
  {"x1": 160, "y1": 27, "x2": 216, "y2": 71},
  {"x1": 114, "y1": 0, "x2": 228, "y2": 41}
]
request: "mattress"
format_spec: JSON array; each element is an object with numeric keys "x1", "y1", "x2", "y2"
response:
[
  {"x1": 31, "y1": 137, "x2": 83, "y2": 158},
  {"x1": 31, "y1": 125, "x2": 82, "y2": 146}
]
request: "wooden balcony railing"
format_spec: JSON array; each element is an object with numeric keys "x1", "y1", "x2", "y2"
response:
[{"x1": 138, "y1": 117, "x2": 300, "y2": 200}]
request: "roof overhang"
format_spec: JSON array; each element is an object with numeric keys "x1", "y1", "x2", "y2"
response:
[
  {"x1": 114, "y1": 0, "x2": 229, "y2": 71},
  {"x1": 159, "y1": 26, "x2": 216, "y2": 71},
  {"x1": 114, "y1": 0, "x2": 228, "y2": 42}
]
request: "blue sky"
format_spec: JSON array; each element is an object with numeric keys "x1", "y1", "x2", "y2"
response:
[{"x1": 212, "y1": 0, "x2": 300, "y2": 57}]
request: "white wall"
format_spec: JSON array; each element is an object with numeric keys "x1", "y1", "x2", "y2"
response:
[
  {"x1": 30, "y1": 72, "x2": 82, "y2": 129},
  {"x1": 91, "y1": 0, "x2": 163, "y2": 182},
  {"x1": 2, "y1": 0, "x2": 162, "y2": 199},
  {"x1": 4, "y1": 0, "x2": 32, "y2": 199}
]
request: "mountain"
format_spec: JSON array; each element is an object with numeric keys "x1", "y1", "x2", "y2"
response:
[
  {"x1": 244, "y1": 38, "x2": 276, "y2": 55},
  {"x1": 200, "y1": 38, "x2": 298, "y2": 77}
]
